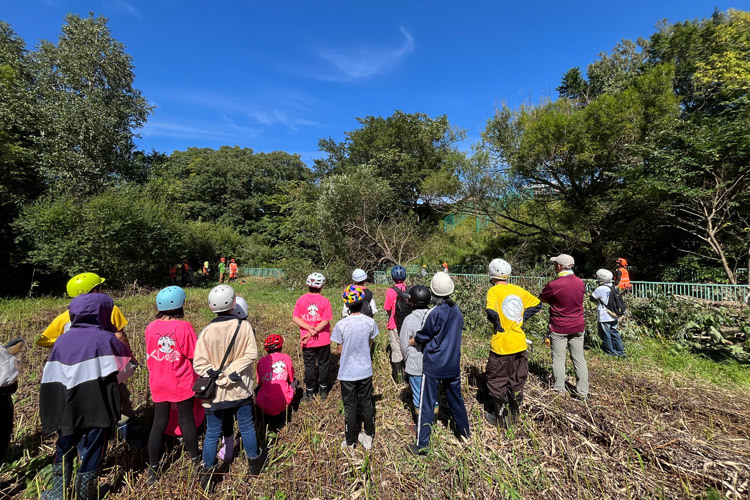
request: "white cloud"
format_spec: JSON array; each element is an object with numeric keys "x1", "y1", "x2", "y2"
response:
[
  {"x1": 310, "y1": 27, "x2": 415, "y2": 82},
  {"x1": 106, "y1": 0, "x2": 142, "y2": 20},
  {"x1": 141, "y1": 121, "x2": 235, "y2": 140}
]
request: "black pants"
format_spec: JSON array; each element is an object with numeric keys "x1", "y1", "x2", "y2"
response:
[
  {"x1": 485, "y1": 350, "x2": 528, "y2": 399},
  {"x1": 0, "y1": 393, "x2": 13, "y2": 459},
  {"x1": 302, "y1": 345, "x2": 330, "y2": 390},
  {"x1": 148, "y1": 398, "x2": 200, "y2": 466},
  {"x1": 340, "y1": 377, "x2": 375, "y2": 446}
]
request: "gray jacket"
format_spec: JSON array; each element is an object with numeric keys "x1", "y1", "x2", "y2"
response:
[{"x1": 399, "y1": 308, "x2": 431, "y2": 376}]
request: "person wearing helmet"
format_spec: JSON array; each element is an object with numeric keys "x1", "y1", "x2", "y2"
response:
[
  {"x1": 201, "y1": 261, "x2": 211, "y2": 286},
  {"x1": 398, "y1": 285, "x2": 432, "y2": 430},
  {"x1": 228, "y1": 258, "x2": 238, "y2": 283},
  {"x1": 407, "y1": 272, "x2": 470, "y2": 456},
  {"x1": 292, "y1": 272, "x2": 332, "y2": 401},
  {"x1": 591, "y1": 270, "x2": 626, "y2": 357},
  {"x1": 384, "y1": 265, "x2": 409, "y2": 384},
  {"x1": 332, "y1": 285, "x2": 379, "y2": 452},
  {"x1": 614, "y1": 258, "x2": 632, "y2": 292},
  {"x1": 484, "y1": 259, "x2": 542, "y2": 428},
  {"x1": 255, "y1": 334, "x2": 298, "y2": 430},
  {"x1": 37, "y1": 273, "x2": 139, "y2": 444},
  {"x1": 39, "y1": 293, "x2": 134, "y2": 500},
  {"x1": 341, "y1": 269, "x2": 378, "y2": 319},
  {"x1": 218, "y1": 258, "x2": 227, "y2": 284},
  {"x1": 195, "y1": 285, "x2": 264, "y2": 490},
  {"x1": 144, "y1": 286, "x2": 202, "y2": 485},
  {"x1": 539, "y1": 254, "x2": 589, "y2": 400}
]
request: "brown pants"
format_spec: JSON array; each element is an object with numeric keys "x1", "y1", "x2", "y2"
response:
[{"x1": 485, "y1": 350, "x2": 528, "y2": 399}]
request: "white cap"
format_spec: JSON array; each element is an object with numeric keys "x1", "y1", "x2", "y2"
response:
[{"x1": 596, "y1": 269, "x2": 613, "y2": 282}]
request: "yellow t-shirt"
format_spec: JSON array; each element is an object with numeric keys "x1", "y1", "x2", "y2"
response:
[
  {"x1": 486, "y1": 283, "x2": 540, "y2": 355},
  {"x1": 36, "y1": 305, "x2": 128, "y2": 348}
]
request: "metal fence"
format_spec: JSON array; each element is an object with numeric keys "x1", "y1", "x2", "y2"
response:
[
  {"x1": 373, "y1": 271, "x2": 750, "y2": 302},
  {"x1": 241, "y1": 267, "x2": 284, "y2": 279}
]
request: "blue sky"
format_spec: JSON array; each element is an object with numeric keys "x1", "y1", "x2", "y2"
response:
[{"x1": 4, "y1": 1, "x2": 748, "y2": 167}]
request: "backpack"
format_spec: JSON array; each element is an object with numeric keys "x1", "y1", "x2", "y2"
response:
[
  {"x1": 603, "y1": 284, "x2": 627, "y2": 318},
  {"x1": 391, "y1": 286, "x2": 413, "y2": 330},
  {"x1": 361, "y1": 288, "x2": 374, "y2": 318}
]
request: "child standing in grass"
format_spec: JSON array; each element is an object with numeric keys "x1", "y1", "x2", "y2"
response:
[
  {"x1": 399, "y1": 285, "x2": 432, "y2": 430},
  {"x1": 331, "y1": 285, "x2": 379, "y2": 452},
  {"x1": 194, "y1": 285, "x2": 264, "y2": 491},
  {"x1": 407, "y1": 272, "x2": 470, "y2": 456},
  {"x1": 255, "y1": 334, "x2": 298, "y2": 423},
  {"x1": 292, "y1": 273, "x2": 332, "y2": 400},
  {"x1": 144, "y1": 286, "x2": 202, "y2": 485}
]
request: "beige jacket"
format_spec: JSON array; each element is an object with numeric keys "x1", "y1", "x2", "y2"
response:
[{"x1": 194, "y1": 317, "x2": 257, "y2": 409}]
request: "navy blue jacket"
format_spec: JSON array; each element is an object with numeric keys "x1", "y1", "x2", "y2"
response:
[{"x1": 414, "y1": 301, "x2": 463, "y2": 379}]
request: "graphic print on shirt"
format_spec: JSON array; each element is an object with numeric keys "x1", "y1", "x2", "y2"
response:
[
  {"x1": 262, "y1": 359, "x2": 288, "y2": 382},
  {"x1": 501, "y1": 295, "x2": 524, "y2": 323},
  {"x1": 148, "y1": 335, "x2": 181, "y2": 363},
  {"x1": 303, "y1": 303, "x2": 320, "y2": 323}
]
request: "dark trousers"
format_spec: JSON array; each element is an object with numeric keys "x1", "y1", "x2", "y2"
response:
[
  {"x1": 302, "y1": 345, "x2": 330, "y2": 390},
  {"x1": 148, "y1": 398, "x2": 200, "y2": 466},
  {"x1": 485, "y1": 350, "x2": 528, "y2": 399},
  {"x1": 340, "y1": 377, "x2": 375, "y2": 446},
  {"x1": 55, "y1": 427, "x2": 109, "y2": 473},
  {"x1": 416, "y1": 374, "x2": 470, "y2": 449},
  {"x1": 0, "y1": 393, "x2": 13, "y2": 458}
]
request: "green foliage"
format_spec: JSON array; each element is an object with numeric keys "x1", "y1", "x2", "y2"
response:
[{"x1": 627, "y1": 296, "x2": 750, "y2": 363}]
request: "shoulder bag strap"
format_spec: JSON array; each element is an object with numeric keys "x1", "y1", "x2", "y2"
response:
[{"x1": 216, "y1": 319, "x2": 243, "y2": 373}]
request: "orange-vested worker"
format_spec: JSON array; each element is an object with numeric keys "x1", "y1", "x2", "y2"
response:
[
  {"x1": 228, "y1": 258, "x2": 238, "y2": 283},
  {"x1": 614, "y1": 258, "x2": 632, "y2": 292}
]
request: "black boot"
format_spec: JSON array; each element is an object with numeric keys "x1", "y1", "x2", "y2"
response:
[
  {"x1": 303, "y1": 388, "x2": 316, "y2": 401},
  {"x1": 395, "y1": 362, "x2": 405, "y2": 384},
  {"x1": 485, "y1": 395, "x2": 511, "y2": 428},
  {"x1": 146, "y1": 464, "x2": 159, "y2": 486},
  {"x1": 248, "y1": 448, "x2": 267, "y2": 476},
  {"x1": 198, "y1": 466, "x2": 216, "y2": 493},
  {"x1": 509, "y1": 392, "x2": 523, "y2": 424},
  {"x1": 319, "y1": 385, "x2": 329, "y2": 401}
]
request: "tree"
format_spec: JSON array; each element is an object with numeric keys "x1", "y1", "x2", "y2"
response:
[
  {"x1": 315, "y1": 111, "x2": 465, "y2": 219},
  {"x1": 556, "y1": 67, "x2": 588, "y2": 102},
  {"x1": 31, "y1": 13, "x2": 152, "y2": 194}
]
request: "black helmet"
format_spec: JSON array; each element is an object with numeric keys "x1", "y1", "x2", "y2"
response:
[{"x1": 409, "y1": 285, "x2": 431, "y2": 308}]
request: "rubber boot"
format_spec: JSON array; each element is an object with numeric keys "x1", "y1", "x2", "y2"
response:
[
  {"x1": 248, "y1": 448, "x2": 267, "y2": 476},
  {"x1": 319, "y1": 385, "x2": 329, "y2": 401},
  {"x1": 198, "y1": 466, "x2": 217, "y2": 493},
  {"x1": 509, "y1": 392, "x2": 523, "y2": 425},
  {"x1": 485, "y1": 395, "x2": 511, "y2": 428},
  {"x1": 42, "y1": 463, "x2": 69, "y2": 500},
  {"x1": 394, "y1": 362, "x2": 405, "y2": 384},
  {"x1": 75, "y1": 469, "x2": 100, "y2": 500},
  {"x1": 146, "y1": 464, "x2": 159, "y2": 486},
  {"x1": 390, "y1": 362, "x2": 399, "y2": 383},
  {"x1": 303, "y1": 388, "x2": 316, "y2": 401}
]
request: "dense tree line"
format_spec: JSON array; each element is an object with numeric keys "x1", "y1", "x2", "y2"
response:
[{"x1": 0, "y1": 10, "x2": 747, "y2": 295}]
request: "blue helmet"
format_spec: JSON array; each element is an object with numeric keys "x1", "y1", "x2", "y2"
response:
[
  {"x1": 156, "y1": 286, "x2": 187, "y2": 312},
  {"x1": 391, "y1": 265, "x2": 407, "y2": 281}
]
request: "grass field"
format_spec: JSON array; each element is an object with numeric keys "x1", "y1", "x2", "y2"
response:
[{"x1": 0, "y1": 280, "x2": 748, "y2": 499}]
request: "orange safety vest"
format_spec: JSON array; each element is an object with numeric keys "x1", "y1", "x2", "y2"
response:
[
  {"x1": 168, "y1": 266, "x2": 177, "y2": 278},
  {"x1": 617, "y1": 268, "x2": 632, "y2": 290},
  {"x1": 229, "y1": 262, "x2": 238, "y2": 276}
]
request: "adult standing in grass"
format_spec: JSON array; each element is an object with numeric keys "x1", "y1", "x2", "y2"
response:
[
  {"x1": 144, "y1": 286, "x2": 202, "y2": 485},
  {"x1": 292, "y1": 273, "x2": 333, "y2": 400},
  {"x1": 194, "y1": 285, "x2": 264, "y2": 491},
  {"x1": 539, "y1": 254, "x2": 589, "y2": 400},
  {"x1": 228, "y1": 258, "x2": 238, "y2": 283},
  {"x1": 484, "y1": 259, "x2": 542, "y2": 428},
  {"x1": 332, "y1": 285, "x2": 379, "y2": 452},
  {"x1": 40, "y1": 293, "x2": 134, "y2": 500},
  {"x1": 590, "y1": 269, "x2": 626, "y2": 357},
  {"x1": 407, "y1": 272, "x2": 470, "y2": 455},
  {"x1": 218, "y1": 257, "x2": 226, "y2": 284}
]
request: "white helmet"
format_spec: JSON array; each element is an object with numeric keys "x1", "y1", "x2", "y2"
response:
[
  {"x1": 596, "y1": 269, "x2": 613, "y2": 283},
  {"x1": 430, "y1": 272, "x2": 455, "y2": 297},
  {"x1": 208, "y1": 285, "x2": 236, "y2": 313},
  {"x1": 306, "y1": 272, "x2": 325, "y2": 288},
  {"x1": 351, "y1": 268, "x2": 368, "y2": 283},
  {"x1": 488, "y1": 258, "x2": 512, "y2": 279},
  {"x1": 231, "y1": 296, "x2": 249, "y2": 319}
]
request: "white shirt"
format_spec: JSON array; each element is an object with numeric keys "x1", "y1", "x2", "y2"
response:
[{"x1": 591, "y1": 284, "x2": 616, "y2": 322}]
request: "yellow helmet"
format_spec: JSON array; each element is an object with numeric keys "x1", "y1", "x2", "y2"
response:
[{"x1": 66, "y1": 273, "x2": 105, "y2": 298}]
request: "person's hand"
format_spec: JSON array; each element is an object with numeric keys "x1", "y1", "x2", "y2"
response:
[
  {"x1": 228, "y1": 372, "x2": 241, "y2": 382},
  {"x1": 307, "y1": 326, "x2": 317, "y2": 336},
  {"x1": 409, "y1": 338, "x2": 416, "y2": 346},
  {"x1": 301, "y1": 333, "x2": 312, "y2": 344},
  {"x1": 206, "y1": 368, "x2": 221, "y2": 377},
  {"x1": 544, "y1": 337, "x2": 551, "y2": 347}
]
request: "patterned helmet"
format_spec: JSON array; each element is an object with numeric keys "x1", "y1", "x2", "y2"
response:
[
  {"x1": 342, "y1": 285, "x2": 365, "y2": 304},
  {"x1": 306, "y1": 272, "x2": 326, "y2": 288},
  {"x1": 264, "y1": 334, "x2": 284, "y2": 352}
]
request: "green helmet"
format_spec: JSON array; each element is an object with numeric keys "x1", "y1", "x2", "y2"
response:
[{"x1": 66, "y1": 273, "x2": 105, "y2": 298}]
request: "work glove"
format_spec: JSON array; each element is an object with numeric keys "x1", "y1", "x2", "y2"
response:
[
  {"x1": 228, "y1": 372, "x2": 241, "y2": 382},
  {"x1": 206, "y1": 368, "x2": 221, "y2": 378}
]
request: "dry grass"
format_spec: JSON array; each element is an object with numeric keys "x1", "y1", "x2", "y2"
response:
[{"x1": 0, "y1": 281, "x2": 748, "y2": 499}]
